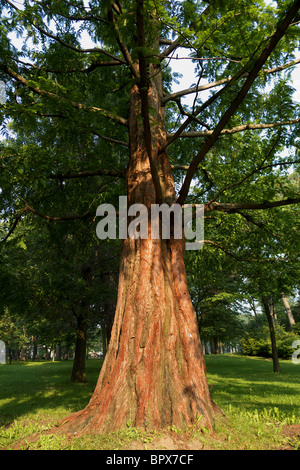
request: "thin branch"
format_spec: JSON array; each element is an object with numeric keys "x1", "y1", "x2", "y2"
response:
[
  {"x1": 177, "y1": 0, "x2": 300, "y2": 206},
  {"x1": 204, "y1": 197, "x2": 300, "y2": 214},
  {"x1": 162, "y1": 58, "x2": 300, "y2": 105},
  {"x1": 161, "y1": 33, "x2": 272, "y2": 150},
  {"x1": 171, "y1": 164, "x2": 189, "y2": 171},
  {"x1": 165, "y1": 55, "x2": 242, "y2": 63},
  {"x1": 158, "y1": 3, "x2": 212, "y2": 61},
  {"x1": 168, "y1": 118, "x2": 300, "y2": 139},
  {"x1": 31, "y1": 26, "x2": 111, "y2": 58},
  {"x1": 49, "y1": 168, "x2": 125, "y2": 180},
  {"x1": 161, "y1": 73, "x2": 241, "y2": 152},
  {"x1": 4, "y1": 0, "x2": 124, "y2": 62},
  {"x1": 162, "y1": 77, "x2": 234, "y2": 106},
  {"x1": 24, "y1": 202, "x2": 92, "y2": 221},
  {"x1": 1, "y1": 65, "x2": 128, "y2": 126},
  {"x1": 12, "y1": 57, "x2": 126, "y2": 74},
  {"x1": 0, "y1": 101, "x2": 129, "y2": 146},
  {"x1": 2, "y1": 188, "x2": 101, "y2": 242},
  {"x1": 107, "y1": 7, "x2": 139, "y2": 78},
  {"x1": 207, "y1": 158, "x2": 300, "y2": 206},
  {"x1": 203, "y1": 240, "x2": 287, "y2": 263},
  {"x1": 171, "y1": 97, "x2": 210, "y2": 129},
  {"x1": 1, "y1": 206, "x2": 28, "y2": 242},
  {"x1": 90, "y1": 130, "x2": 129, "y2": 147},
  {"x1": 203, "y1": 135, "x2": 282, "y2": 206},
  {"x1": 159, "y1": 37, "x2": 184, "y2": 60},
  {"x1": 235, "y1": 210, "x2": 275, "y2": 235},
  {"x1": 42, "y1": 4, "x2": 109, "y2": 23}
]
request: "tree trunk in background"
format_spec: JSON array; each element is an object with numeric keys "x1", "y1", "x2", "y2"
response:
[
  {"x1": 101, "y1": 302, "x2": 115, "y2": 357},
  {"x1": 269, "y1": 295, "x2": 277, "y2": 324},
  {"x1": 71, "y1": 314, "x2": 88, "y2": 383},
  {"x1": 59, "y1": 79, "x2": 218, "y2": 435},
  {"x1": 55, "y1": 342, "x2": 61, "y2": 361},
  {"x1": 32, "y1": 336, "x2": 38, "y2": 361},
  {"x1": 282, "y1": 294, "x2": 296, "y2": 330},
  {"x1": 46, "y1": 346, "x2": 51, "y2": 360},
  {"x1": 249, "y1": 297, "x2": 259, "y2": 328},
  {"x1": 101, "y1": 325, "x2": 107, "y2": 358},
  {"x1": 7, "y1": 343, "x2": 12, "y2": 364},
  {"x1": 214, "y1": 338, "x2": 220, "y2": 355},
  {"x1": 262, "y1": 296, "x2": 281, "y2": 373},
  {"x1": 20, "y1": 347, "x2": 26, "y2": 361},
  {"x1": 63, "y1": 346, "x2": 70, "y2": 360}
]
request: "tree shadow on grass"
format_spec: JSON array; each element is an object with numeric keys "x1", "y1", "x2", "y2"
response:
[
  {"x1": 205, "y1": 355, "x2": 300, "y2": 418},
  {"x1": 0, "y1": 360, "x2": 102, "y2": 427}
]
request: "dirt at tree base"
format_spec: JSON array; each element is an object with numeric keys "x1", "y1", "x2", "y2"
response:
[
  {"x1": 280, "y1": 425, "x2": 300, "y2": 450},
  {"x1": 127, "y1": 433, "x2": 206, "y2": 450}
]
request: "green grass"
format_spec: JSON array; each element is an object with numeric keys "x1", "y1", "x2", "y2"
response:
[
  {"x1": 208, "y1": 355, "x2": 300, "y2": 417},
  {"x1": 0, "y1": 355, "x2": 299, "y2": 450}
]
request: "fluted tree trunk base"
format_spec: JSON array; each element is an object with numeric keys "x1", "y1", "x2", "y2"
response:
[{"x1": 59, "y1": 237, "x2": 219, "y2": 435}]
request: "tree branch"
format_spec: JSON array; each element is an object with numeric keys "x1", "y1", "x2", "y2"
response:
[
  {"x1": 33, "y1": 24, "x2": 123, "y2": 60},
  {"x1": 107, "y1": 8, "x2": 139, "y2": 78},
  {"x1": 24, "y1": 202, "x2": 92, "y2": 221},
  {"x1": 1, "y1": 65, "x2": 128, "y2": 127},
  {"x1": 158, "y1": 3, "x2": 212, "y2": 61},
  {"x1": 168, "y1": 118, "x2": 300, "y2": 139},
  {"x1": 176, "y1": 0, "x2": 300, "y2": 206},
  {"x1": 49, "y1": 168, "x2": 125, "y2": 180},
  {"x1": 203, "y1": 240, "x2": 287, "y2": 263},
  {"x1": 207, "y1": 157, "x2": 300, "y2": 207},
  {"x1": 235, "y1": 210, "x2": 275, "y2": 236},
  {"x1": 4, "y1": 0, "x2": 125, "y2": 63},
  {"x1": 12, "y1": 57, "x2": 126, "y2": 74},
  {"x1": 1, "y1": 199, "x2": 95, "y2": 242},
  {"x1": 204, "y1": 198, "x2": 300, "y2": 214},
  {"x1": 90, "y1": 130, "x2": 129, "y2": 147},
  {"x1": 159, "y1": 37, "x2": 184, "y2": 60},
  {"x1": 161, "y1": 73, "x2": 240, "y2": 152},
  {"x1": 162, "y1": 57, "x2": 300, "y2": 104},
  {"x1": 1, "y1": 206, "x2": 29, "y2": 242}
]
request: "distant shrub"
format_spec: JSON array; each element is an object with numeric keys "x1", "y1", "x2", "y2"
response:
[{"x1": 240, "y1": 324, "x2": 299, "y2": 359}]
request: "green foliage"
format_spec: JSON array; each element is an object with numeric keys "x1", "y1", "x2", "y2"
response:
[{"x1": 241, "y1": 323, "x2": 299, "y2": 359}]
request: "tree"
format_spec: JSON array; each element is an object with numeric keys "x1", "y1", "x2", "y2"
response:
[
  {"x1": 1, "y1": 0, "x2": 300, "y2": 433},
  {"x1": 281, "y1": 294, "x2": 296, "y2": 330},
  {"x1": 186, "y1": 247, "x2": 244, "y2": 353}
]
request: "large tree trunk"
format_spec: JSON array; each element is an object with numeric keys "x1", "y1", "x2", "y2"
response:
[{"x1": 60, "y1": 78, "x2": 218, "y2": 435}]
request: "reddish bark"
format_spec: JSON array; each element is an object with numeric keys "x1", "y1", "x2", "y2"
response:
[{"x1": 59, "y1": 80, "x2": 219, "y2": 435}]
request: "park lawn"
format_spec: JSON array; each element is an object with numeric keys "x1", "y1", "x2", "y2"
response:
[{"x1": 0, "y1": 355, "x2": 299, "y2": 450}]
